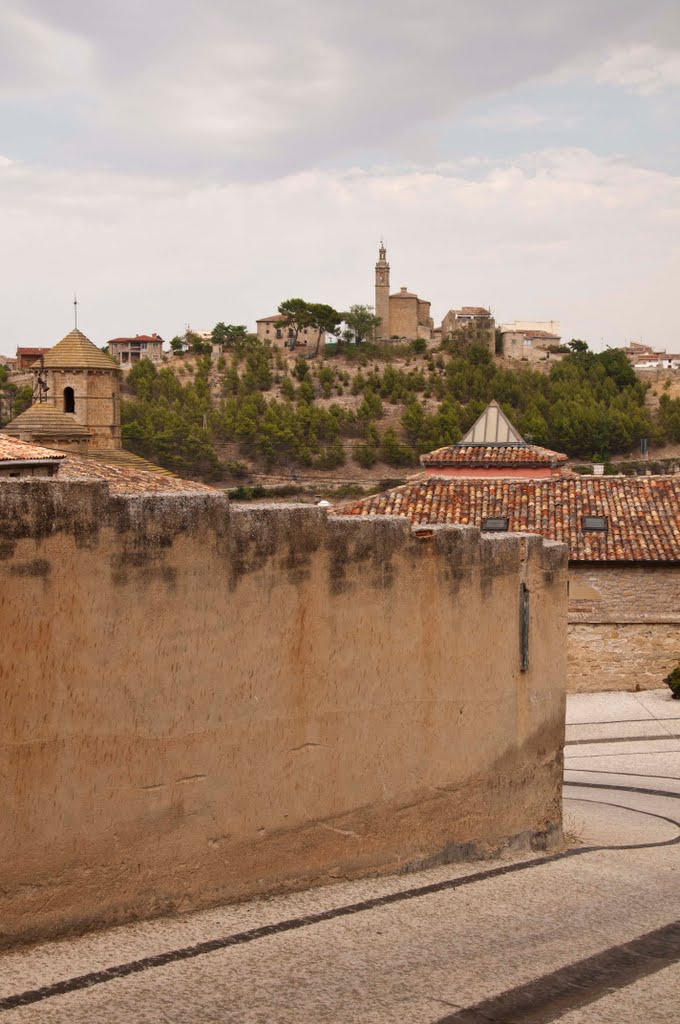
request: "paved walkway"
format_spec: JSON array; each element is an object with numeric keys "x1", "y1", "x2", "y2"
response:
[{"x1": 1, "y1": 690, "x2": 679, "y2": 1023}]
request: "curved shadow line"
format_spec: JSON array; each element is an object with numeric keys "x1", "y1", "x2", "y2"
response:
[{"x1": 3, "y1": 784, "x2": 680, "y2": 1013}]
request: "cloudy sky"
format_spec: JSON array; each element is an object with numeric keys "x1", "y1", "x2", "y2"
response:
[{"x1": 1, "y1": 0, "x2": 679, "y2": 354}]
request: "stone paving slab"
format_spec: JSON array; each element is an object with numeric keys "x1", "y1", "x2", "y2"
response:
[
  {"x1": 558, "y1": 962, "x2": 680, "y2": 1023},
  {"x1": 566, "y1": 689, "x2": 678, "y2": 726},
  {"x1": 564, "y1": 736, "x2": 680, "y2": 759},
  {"x1": 566, "y1": 720, "x2": 680, "y2": 744},
  {"x1": 633, "y1": 688, "x2": 680, "y2": 720},
  {"x1": 564, "y1": 768, "x2": 680, "y2": 795},
  {"x1": 565, "y1": 749, "x2": 680, "y2": 776}
]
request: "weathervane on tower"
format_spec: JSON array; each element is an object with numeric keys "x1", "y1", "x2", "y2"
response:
[{"x1": 74, "y1": 293, "x2": 78, "y2": 330}]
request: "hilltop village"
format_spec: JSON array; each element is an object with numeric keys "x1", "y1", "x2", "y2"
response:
[
  {"x1": 1, "y1": 245, "x2": 679, "y2": 977},
  {"x1": 0, "y1": 259, "x2": 679, "y2": 698}
]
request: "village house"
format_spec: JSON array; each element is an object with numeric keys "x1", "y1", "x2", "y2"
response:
[
  {"x1": 108, "y1": 333, "x2": 164, "y2": 366},
  {"x1": 334, "y1": 402, "x2": 680, "y2": 693},
  {"x1": 15, "y1": 347, "x2": 50, "y2": 369},
  {"x1": 621, "y1": 342, "x2": 680, "y2": 372},
  {"x1": 439, "y1": 307, "x2": 495, "y2": 351},
  {"x1": 255, "y1": 313, "x2": 325, "y2": 350},
  {"x1": 499, "y1": 321, "x2": 563, "y2": 363}
]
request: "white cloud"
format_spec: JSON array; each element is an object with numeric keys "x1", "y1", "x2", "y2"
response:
[
  {"x1": 1, "y1": 0, "x2": 677, "y2": 174},
  {"x1": 0, "y1": 148, "x2": 678, "y2": 353},
  {"x1": 597, "y1": 44, "x2": 680, "y2": 95},
  {"x1": 0, "y1": 6, "x2": 93, "y2": 97}
]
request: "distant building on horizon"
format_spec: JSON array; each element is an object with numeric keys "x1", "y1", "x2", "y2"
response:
[
  {"x1": 108, "y1": 334, "x2": 164, "y2": 366},
  {"x1": 622, "y1": 342, "x2": 680, "y2": 371},
  {"x1": 499, "y1": 321, "x2": 562, "y2": 363},
  {"x1": 374, "y1": 244, "x2": 434, "y2": 342},
  {"x1": 255, "y1": 313, "x2": 325, "y2": 351},
  {"x1": 15, "y1": 347, "x2": 51, "y2": 370}
]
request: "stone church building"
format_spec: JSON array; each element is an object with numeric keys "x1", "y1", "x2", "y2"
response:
[
  {"x1": 374, "y1": 244, "x2": 435, "y2": 341},
  {"x1": 2, "y1": 329, "x2": 122, "y2": 452}
]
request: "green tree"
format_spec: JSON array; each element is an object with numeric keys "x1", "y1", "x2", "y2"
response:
[
  {"x1": 212, "y1": 323, "x2": 248, "y2": 351},
  {"x1": 308, "y1": 302, "x2": 342, "y2": 357},
  {"x1": 342, "y1": 304, "x2": 382, "y2": 344},
  {"x1": 278, "y1": 298, "x2": 315, "y2": 347}
]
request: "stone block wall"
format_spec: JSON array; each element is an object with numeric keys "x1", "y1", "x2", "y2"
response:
[
  {"x1": 0, "y1": 482, "x2": 567, "y2": 945},
  {"x1": 568, "y1": 564, "x2": 680, "y2": 692}
]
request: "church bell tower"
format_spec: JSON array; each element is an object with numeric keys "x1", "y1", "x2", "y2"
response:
[{"x1": 374, "y1": 242, "x2": 390, "y2": 339}]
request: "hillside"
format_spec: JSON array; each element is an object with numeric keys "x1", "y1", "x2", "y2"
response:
[{"x1": 118, "y1": 336, "x2": 680, "y2": 494}]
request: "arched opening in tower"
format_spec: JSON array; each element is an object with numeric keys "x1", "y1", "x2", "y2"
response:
[{"x1": 63, "y1": 387, "x2": 75, "y2": 414}]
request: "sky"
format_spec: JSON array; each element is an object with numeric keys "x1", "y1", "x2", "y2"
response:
[{"x1": 1, "y1": 0, "x2": 679, "y2": 355}]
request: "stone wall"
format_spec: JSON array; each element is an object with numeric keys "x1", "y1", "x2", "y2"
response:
[
  {"x1": 568, "y1": 564, "x2": 680, "y2": 692},
  {"x1": 0, "y1": 482, "x2": 567, "y2": 946}
]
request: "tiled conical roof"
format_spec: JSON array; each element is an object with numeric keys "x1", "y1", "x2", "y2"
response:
[
  {"x1": 40, "y1": 329, "x2": 120, "y2": 371},
  {"x1": 2, "y1": 404, "x2": 92, "y2": 438}
]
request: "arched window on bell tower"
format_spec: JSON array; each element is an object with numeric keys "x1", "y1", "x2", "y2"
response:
[{"x1": 63, "y1": 387, "x2": 75, "y2": 414}]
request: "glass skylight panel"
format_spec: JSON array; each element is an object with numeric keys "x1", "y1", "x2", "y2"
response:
[
  {"x1": 582, "y1": 515, "x2": 608, "y2": 532},
  {"x1": 482, "y1": 517, "x2": 509, "y2": 531}
]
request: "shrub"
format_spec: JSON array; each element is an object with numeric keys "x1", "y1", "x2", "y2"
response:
[
  {"x1": 663, "y1": 662, "x2": 680, "y2": 700},
  {"x1": 354, "y1": 444, "x2": 379, "y2": 468}
]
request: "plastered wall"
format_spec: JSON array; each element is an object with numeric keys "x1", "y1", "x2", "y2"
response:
[
  {"x1": 0, "y1": 482, "x2": 567, "y2": 945},
  {"x1": 568, "y1": 564, "x2": 680, "y2": 692}
]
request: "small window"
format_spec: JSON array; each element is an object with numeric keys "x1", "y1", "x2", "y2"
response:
[
  {"x1": 63, "y1": 386, "x2": 75, "y2": 413},
  {"x1": 582, "y1": 515, "x2": 608, "y2": 532},
  {"x1": 482, "y1": 517, "x2": 509, "y2": 531}
]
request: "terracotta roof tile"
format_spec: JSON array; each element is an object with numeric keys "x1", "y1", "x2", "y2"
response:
[
  {"x1": 333, "y1": 477, "x2": 680, "y2": 562},
  {"x1": 54, "y1": 454, "x2": 214, "y2": 495},
  {"x1": 0, "y1": 435, "x2": 66, "y2": 462},
  {"x1": 421, "y1": 444, "x2": 568, "y2": 468}
]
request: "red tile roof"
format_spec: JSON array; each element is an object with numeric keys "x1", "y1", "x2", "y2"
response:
[
  {"x1": 56, "y1": 454, "x2": 214, "y2": 494},
  {"x1": 108, "y1": 335, "x2": 163, "y2": 344},
  {"x1": 457, "y1": 306, "x2": 490, "y2": 315},
  {"x1": 256, "y1": 314, "x2": 285, "y2": 323},
  {"x1": 0, "y1": 435, "x2": 66, "y2": 462},
  {"x1": 16, "y1": 347, "x2": 50, "y2": 356},
  {"x1": 421, "y1": 443, "x2": 568, "y2": 468},
  {"x1": 333, "y1": 477, "x2": 680, "y2": 562}
]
